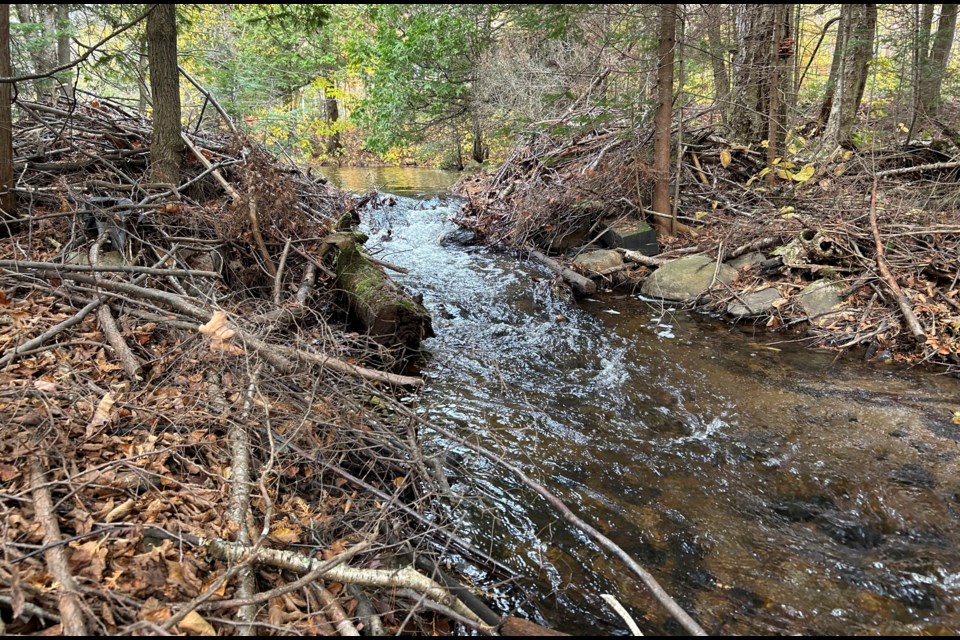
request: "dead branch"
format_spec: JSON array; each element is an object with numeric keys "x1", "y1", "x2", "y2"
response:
[
  {"x1": 29, "y1": 461, "x2": 89, "y2": 636},
  {"x1": 201, "y1": 538, "x2": 487, "y2": 627},
  {"x1": 868, "y1": 178, "x2": 927, "y2": 343},
  {"x1": 89, "y1": 239, "x2": 143, "y2": 380}
]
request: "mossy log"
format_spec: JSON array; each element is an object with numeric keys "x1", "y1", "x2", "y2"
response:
[{"x1": 329, "y1": 234, "x2": 434, "y2": 352}]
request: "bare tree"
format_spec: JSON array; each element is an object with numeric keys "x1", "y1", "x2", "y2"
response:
[
  {"x1": 147, "y1": 3, "x2": 183, "y2": 184},
  {"x1": 652, "y1": 3, "x2": 676, "y2": 235}
]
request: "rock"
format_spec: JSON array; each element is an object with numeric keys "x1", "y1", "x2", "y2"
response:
[
  {"x1": 727, "y1": 288, "x2": 783, "y2": 317},
  {"x1": 67, "y1": 250, "x2": 127, "y2": 266},
  {"x1": 601, "y1": 219, "x2": 658, "y2": 255},
  {"x1": 726, "y1": 251, "x2": 765, "y2": 271},
  {"x1": 797, "y1": 280, "x2": 844, "y2": 325},
  {"x1": 572, "y1": 249, "x2": 623, "y2": 273},
  {"x1": 641, "y1": 255, "x2": 736, "y2": 301}
]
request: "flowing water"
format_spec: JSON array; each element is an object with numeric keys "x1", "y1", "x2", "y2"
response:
[{"x1": 320, "y1": 167, "x2": 960, "y2": 635}]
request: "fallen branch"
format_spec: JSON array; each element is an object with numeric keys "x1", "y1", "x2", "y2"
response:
[
  {"x1": 868, "y1": 178, "x2": 927, "y2": 344},
  {"x1": 200, "y1": 538, "x2": 487, "y2": 627},
  {"x1": 90, "y1": 240, "x2": 143, "y2": 380},
  {"x1": 29, "y1": 461, "x2": 88, "y2": 636},
  {"x1": 875, "y1": 159, "x2": 960, "y2": 177},
  {"x1": 528, "y1": 248, "x2": 596, "y2": 296},
  {"x1": 0, "y1": 259, "x2": 220, "y2": 278}
]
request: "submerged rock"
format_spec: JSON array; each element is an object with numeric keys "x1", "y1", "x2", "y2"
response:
[
  {"x1": 573, "y1": 249, "x2": 623, "y2": 272},
  {"x1": 641, "y1": 254, "x2": 736, "y2": 301}
]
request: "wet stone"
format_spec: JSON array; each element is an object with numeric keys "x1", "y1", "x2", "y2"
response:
[
  {"x1": 572, "y1": 249, "x2": 623, "y2": 273},
  {"x1": 727, "y1": 287, "x2": 784, "y2": 317},
  {"x1": 797, "y1": 279, "x2": 845, "y2": 325},
  {"x1": 641, "y1": 254, "x2": 737, "y2": 301},
  {"x1": 816, "y1": 510, "x2": 884, "y2": 549},
  {"x1": 601, "y1": 219, "x2": 658, "y2": 255}
]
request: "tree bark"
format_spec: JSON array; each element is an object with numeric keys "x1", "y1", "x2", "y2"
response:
[
  {"x1": 147, "y1": 4, "x2": 183, "y2": 184},
  {"x1": 56, "y1": 3, "x2": 72, "y2": 101},
  {"x1": 822, "y1": 4, "x2": 876, "y2": 151},
  {"x1": 766, "y1": 4, "x2": 791, "y2": 182},
  {"x1": 918, "y1": 4, "x2": 958, "y2": 118},
  {"x1": 729, "y1": 4, "x2": 782, "y2": 143},
  {"x1": 325, "y1": 86, "x2": 342, "y2": 157},
  {"x1": 330, "y1": 234, "x2": 434, "y2": 354},
  {"x1": 15, "y1": 4, "x2": 58, "y2": 102},
  {"x1": 653, "y1": 4, "x2": 676, "y2": 235},
  {"x1": 704, "y1": 4, "x2": 730, "y2": 123},
  {"x1": 0, "y1": 4, "x2": 15, "y2": 231}
]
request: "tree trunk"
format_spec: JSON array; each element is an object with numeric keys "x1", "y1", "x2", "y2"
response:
[
  {"x1": 56, "y1": 3, "x2": 72, "y2": 101},
  {"x1": 330, "y1": 234, "x2": 434, "y2": 355},
  {"x1": 766, "y1": 4, "x2": 792, "y2": 181},
  {"x1": 471, "y1": 118, "x2": 487, "y2": 164},
  {"x1": 822, "y1": 4, "x2": 877, "y2": 151},
  {"x1": 704, "y1": 4, "x2": 730, "y2": 123},
  {"x1": 918, "y1": 4, "x2": 958, "y2": 118},
  {"x1": 147, "y1": 3, "x2": 183, "y2": 184},
  {"x1": 0, "y1": 4, "x2": 15, "y2": 232},
  {"x1": 325, "y1": 86, "x2": 342, "y2": 157},
  {"x1": 818, "y1": 11, "x2": 848, "y2": 126},
  {"x1": 14, "y1": 4, "x2": 58, "y2": 102},
  {"x1": 729, "y1": 4, "x2": 781, "y2": 143},
  {"x1": 653, "y1": 4, "x2": 676, "y2": 236}
]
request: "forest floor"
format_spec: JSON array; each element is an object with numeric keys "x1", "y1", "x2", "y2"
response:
[
  {"x1": 0, "y1": 97, "x2": 528, "y2": 636},
  {"x1": 454, "y1": 119, "x2": 960, "y2": 378}
]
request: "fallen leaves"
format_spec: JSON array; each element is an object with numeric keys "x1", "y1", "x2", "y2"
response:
[{"x1": 198, "y1": 310, "x2": 244, "y2": 356}]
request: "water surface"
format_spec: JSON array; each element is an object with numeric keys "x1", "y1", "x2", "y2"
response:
[{"x1": 322, "y1": 167, "x2": 960, "y2": 635}]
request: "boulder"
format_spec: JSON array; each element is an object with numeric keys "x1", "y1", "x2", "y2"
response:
[
  {"x1": 601, "y1": 220, "x2": 658, "y2": 255},
  {"x1": 641, "y1": 255, "x2": 736, "y2": 301},
  {"x1": 67, "y1": 250, "x2": 126, "y2": 266},
  {"x1": 797, "y1": 280, "x2": 844, "y2": 325},
  {"x1": 728, "y1": 288, "x2": 783, "y2": 317},
  {"x1": 573, "y1": 249, "x2": 623, "y2": 273}
]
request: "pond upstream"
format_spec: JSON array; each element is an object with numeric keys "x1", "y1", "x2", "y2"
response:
[{"x1": 320, "y1": 166, "x2": 960, "y2": 635}]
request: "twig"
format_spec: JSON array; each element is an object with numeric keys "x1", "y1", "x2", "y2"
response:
[
  {"x1": 0, "y1": 260, "x2": 218, "y2": 278},
  {"x1": 601, "y1": 594, "x2": 644, "y2": 636},
  {"x1": 875, "y1": 159, "x2": 960, "y2": 177},
  {"x1": 313, "y1": 585, "x2": 361, "y2": 636},
  {"x1": 89, "y1": 239, "x2": 142, "y2": 380},
  {"x1": 274, "y1": 238, "x2": 293, "y2": 305},
  {"x1": 29, "y1": 461, "x2": 88, "y2": 636},
  {"x1": 868, "y1": 177, "x2": 927, "y2": 343},
  {"x1": 178, "y1": 66, "x2": 240, "y2": 135}
]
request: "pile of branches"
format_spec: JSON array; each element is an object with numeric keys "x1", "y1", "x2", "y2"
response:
[
  {"x1": 455, "y1": 111, "x2": 960, "y2": 374},
  {"x1": 0, "y1": 95, "x2": 507, "y2": 635}
]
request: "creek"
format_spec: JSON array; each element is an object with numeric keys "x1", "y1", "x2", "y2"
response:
[{"x1": 321, "y1": 166, "x2": 960, "y2": 635}]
